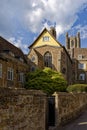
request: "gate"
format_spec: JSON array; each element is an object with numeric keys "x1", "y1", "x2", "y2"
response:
[{"x1": 48, "y1": 96, "x2": 55, "y2": 126}]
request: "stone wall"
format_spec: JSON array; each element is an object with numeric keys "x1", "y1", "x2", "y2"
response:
[
  {"x1": 0, "y1": 88, "x2": 47, "y2": 130},
  {"x1": 53, "y1": 92, "x2": 87, "y2": 129}
]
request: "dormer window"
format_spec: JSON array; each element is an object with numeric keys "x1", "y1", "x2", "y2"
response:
[
  {"x1": 3, "y1": 50, "x2": 14, "y2": 57},
  {"x1": 43, "y1": 36, "x2": 49, "y2": 41},
  {"x1": 3, "y1": 49, "x2": 9, "y2": 53},
  {"x1": 15, "y1": 56, "x2": 24, "y2": 62}
]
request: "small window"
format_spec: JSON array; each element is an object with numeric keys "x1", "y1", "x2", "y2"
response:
[
  {"x1": 20, "y1": 58, "x2": 24, "y2": 62},
  {"x1": 43, "y1": 36, "x2": 49, "y2": 41},
  {"x1": 31, "y1": 66, "x2": 36, "y2": 72},
  {"x1": 79, "y1": 73, "x2": 85, "y2": 80},
  {"x1": 19, "y1": 73, "x2": 24, "y2": 83},
  {"x1": 31, "y1": 56, "x2": 35, "y2": 62},
  {"x1": 0, "y1": 64, "x2": 2, "y2": 78},
  {"x1": 7, "y1": 68, "x2": 13, "y2": 80},
  {"x1": 78, "y1": 63, "x2": 85, "y2": 69},
  {"x1": 78, "y1": 55, "x2": 82, "y2": 60}
]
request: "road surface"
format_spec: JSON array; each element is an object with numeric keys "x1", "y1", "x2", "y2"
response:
[{"x1": 59, "y1": 110, "x2": 87, "y2": 130}]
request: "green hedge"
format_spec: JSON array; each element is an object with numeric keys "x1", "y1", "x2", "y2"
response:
[
  {"x1": 67, "y1": 84, "x2": 87, "y2": 93},
  {"x1": 25, "y1": 67, "x2": 67, "y2": 95}
]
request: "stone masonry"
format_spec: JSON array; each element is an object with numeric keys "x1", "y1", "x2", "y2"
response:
[
  {"x1": 53, "y1": 92, "x2": 87, "y2": 129},
  {"x1": 0, "y1": 88, "x2": 47, "y2": 130}
]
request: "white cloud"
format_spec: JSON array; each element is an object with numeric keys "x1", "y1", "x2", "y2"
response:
[
  {"x1": 8, "y1": 37, "x2": 28, "y2": 54},
  {"x1": 71, "y1": 24, "x2": 87, "y2": 39},
  {"x1": 0, "y1": 0, "x2": 87, "y2": 52},
  {"x1": 23, "y1": 0, "x2": 87, "y2": 37}
]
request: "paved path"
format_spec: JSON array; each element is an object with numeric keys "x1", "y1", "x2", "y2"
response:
[{"x1": 59, "y1": 110, "x2": 87, "y2": 130}]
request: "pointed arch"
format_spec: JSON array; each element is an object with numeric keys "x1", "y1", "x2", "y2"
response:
[{"x1": 44, "y1": 52, "x2": 52, "y2": 68}]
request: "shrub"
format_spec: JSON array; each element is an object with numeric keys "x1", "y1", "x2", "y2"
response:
[
  {"x1": 67, "y1": 84, "x2": 87, "y2": 93},
  {"x1": 24, "y1": 67, "x2": 67, "y2": 95}
]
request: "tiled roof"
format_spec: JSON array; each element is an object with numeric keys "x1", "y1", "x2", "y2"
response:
[{"x1": 0, "y1": 36, "x2": 27, "y2": 63}]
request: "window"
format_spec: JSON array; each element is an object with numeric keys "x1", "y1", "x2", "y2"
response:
[
  {"x1": 43, "y1": 36, "x2": 49, "y2": 41},
  {"x1": 9, "y1": 51, "x2": 15, "y2": 57},
  {"x1": 78, "y1": 55, "x2": 82, "y2": 60},
  {"x1": 20, "y1": 57, "x2": 24, "y2": 62},
  {"x1": 78, "y1": 63, "x2": 85, "y2": 69},
  {"x1": 31, "y1": 56, "x2": 35, "y2": 62},
  {"x1": 79, "y1": 73, "x2": 85, "y2": 80},
  {"x1": 19, "y1": 73, "x2": 24, "y2": 83},
  {"x1": 31, "y1": 66, "x2": 36, "y2": 72},
  {"x1": 0, "y1": 64, "x2": 2, "y2": 78},
  {"x1": 44, "y1": 52, "x2": 52, "y2": 68},
  {"x1": 7, "y1": 68, "x2": 13, "y2": 80}
]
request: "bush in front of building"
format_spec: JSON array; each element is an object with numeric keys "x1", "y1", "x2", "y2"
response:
[
  {"x1": 67, "y1": 84, "x2": 87, "y2": 93},
  {"x1": 24, "y1": 67, "x2": 67, "y2": 95}
]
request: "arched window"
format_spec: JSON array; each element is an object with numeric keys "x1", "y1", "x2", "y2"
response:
[{"x1": 44, "y1": 52, "x2": 52, "y2": 68}]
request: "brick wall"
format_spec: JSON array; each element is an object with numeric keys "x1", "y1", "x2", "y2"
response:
[
  {"x1": 0, "y1": 88, "x2": 47, "y2": 130},
  {"x1": 0, "y1": 54, "x2": 28, "y2": 88}
]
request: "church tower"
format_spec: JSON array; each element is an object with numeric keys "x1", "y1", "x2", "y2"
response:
[{"x1": 66, "y1": 32, "x2": 81, "y2": 58}]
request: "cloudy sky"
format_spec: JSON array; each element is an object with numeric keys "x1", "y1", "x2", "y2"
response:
[{"x1": 0, "y1": 0, "x2": 87, "y2": 54}]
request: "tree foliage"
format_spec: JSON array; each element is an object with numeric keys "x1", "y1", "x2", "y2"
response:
[{"x1": 24, "y1": 67, "x2": 67, "y2": 95}]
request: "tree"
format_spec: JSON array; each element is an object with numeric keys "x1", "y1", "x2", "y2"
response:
[{"x1": 24, "y1": 67, "x2": 67, "y2": 95}]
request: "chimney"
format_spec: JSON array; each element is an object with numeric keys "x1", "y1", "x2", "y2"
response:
[{"x1": 49, "y1": 27, "x2": 56, "y2": 39}]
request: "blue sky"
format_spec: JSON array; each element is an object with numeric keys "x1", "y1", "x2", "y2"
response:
[{"x1": 0, "y1": 0, "x2": 87, "y2": 54}]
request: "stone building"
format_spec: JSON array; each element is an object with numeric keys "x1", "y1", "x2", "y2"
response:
[
  {"x1": 0, "y1": 36, "x2": 28, "y2": 88},
  {"x1": 28, "y1": 27, "x2": 87, "y2": 84},
  {"x1": 1, "y1": 27, "x2": 87, "y2": 86},
  {"x1": 28, "y1": 27, "x2": 72, "y2": 84},
  {"x1": 66, "y1": 32, "x2": 87, "y2": 84}
]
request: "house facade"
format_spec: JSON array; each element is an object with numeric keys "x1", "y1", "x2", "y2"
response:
[
  {"x1": 0, "y1": 37, "x2": 29, "y2": 88},
  {"x1": 28, "y1": 27, "x2": 72, "y2": 84},
  {"x1": 0, "y1": 27, "x2": 87, "y2": 87},
  {"x1": 66, "y1": 33, "x2": 87, "y2": 84},
  {"x1": 28, "y1": 27, "x2": 87, "y2": 84}
]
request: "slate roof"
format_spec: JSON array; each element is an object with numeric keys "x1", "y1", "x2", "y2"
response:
[{"x1": 0, "y1": 36, "x2": 27, "y2": 63}]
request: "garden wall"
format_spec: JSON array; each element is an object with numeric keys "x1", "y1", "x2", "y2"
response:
[
  {"x1": 53, "y1": 92, "x2": 87, "y2": 129},
  {"x1": 0, "y1": 88, "x2": 47, "y2": 130}
]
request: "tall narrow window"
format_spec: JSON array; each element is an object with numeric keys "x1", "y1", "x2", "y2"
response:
[
  {"x1": 0, "y1": 64, "x2": 2, "y2": 78},
  {"x1": 44, "y1": 52, "x2": 52, "y2": 68},
  {"x1": 71, "y1": 40, "x2": 74, "y2": 48},
  {"x1": 7, "y1": 68, "x2": 13, "y2": 80},
  {"x1": 19, "y1": 72, "x2": 24, "y2": 83}
]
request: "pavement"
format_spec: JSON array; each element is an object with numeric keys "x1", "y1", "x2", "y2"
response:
[{"x1": 59, "y1": 109, "x2": 87, "y2": 130}]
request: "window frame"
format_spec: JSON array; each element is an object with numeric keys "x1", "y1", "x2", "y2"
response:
[
  {"x1": 79, "y1": 73, "x2": 85, "y2": 80},
  {"x1": 7, "y1": 67, "x2": 14, "y2": 81},
  {"x1": 44, "y1": 52, "x2": 52, "y2": 68},
  {"x1": 78, "y1": 63, "x2": 85, "y2": 69},
  {"x1": 43, "y1": 36, "x2": 49, "y2": 42},
  {"x1": 78, "y1": 55, "x2": 83, "y2": 60},
  {"x1": 18, "y1": 72, "x2": 24, "y2": 83},
  {"x1": 0, "y1": 64, "x2": 2, "y2": 78}
]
